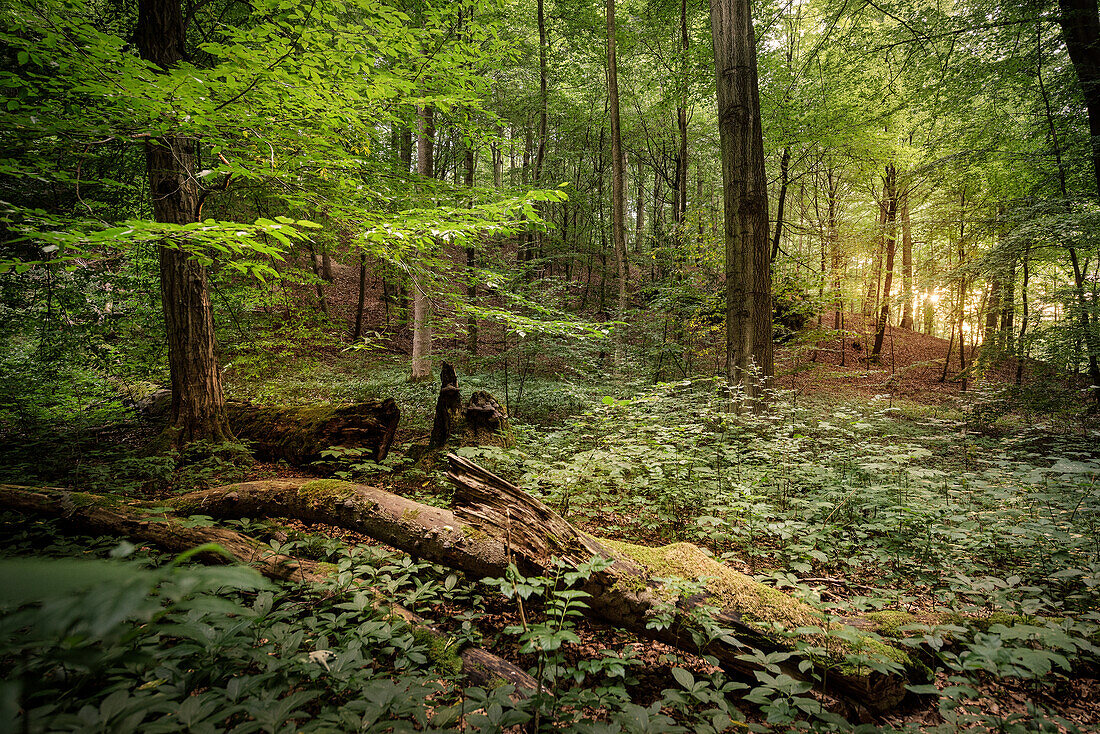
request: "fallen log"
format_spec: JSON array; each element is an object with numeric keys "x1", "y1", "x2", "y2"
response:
[
  {"x1": 4, "y1": 460, "x2": 925, "y2": 717},
  {"x1": 162, "y1": 463, "x2": 924, "y2": 717},
  {"x1": 131, "y1": 389, "x2": 401, "y2": 466},
  {"x1": 0, "y1": 484, "x2": 535, "y2": 694},
  {"x1": 227, "y1": 399, "x2": 400, "y2": 465}
]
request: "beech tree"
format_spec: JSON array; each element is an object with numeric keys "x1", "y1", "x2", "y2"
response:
[{"x1": 710, "y1": 0, "x2": 770, "y2": 392}]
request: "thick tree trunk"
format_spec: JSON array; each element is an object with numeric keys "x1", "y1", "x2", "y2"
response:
[
  {"x1": 1059, "y1": 0, "x2": 1100, "y2": 196},
  {"x1": 711, "y1": 0, "x2": 771, "y2": 393},
  {"x1": 0, "y1": 485, "x2": 537, "y2": 693},
  {"x1": 135, "y1": 0, "x2": 232, "y2": 445}
]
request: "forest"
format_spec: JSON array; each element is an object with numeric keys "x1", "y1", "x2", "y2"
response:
[{"x1": 1, "y1": 0, "x2": 1100, "y2": 730}]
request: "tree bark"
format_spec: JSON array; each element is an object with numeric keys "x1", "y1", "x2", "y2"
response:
[
  {"x1": 0, "y1": 485, "x2": 537, "y2": 694},
  {"x1": 1059, "y1": 0, "x2": 1100, "y2": 197},
  {"x1": 135, "y1": 0, "x2": 232, "y2": 445},
  {"x1": 711, "y1": 0, "x2": 771, "y2": 393},
  {"x1": 871, "y1": 165, "x2": 897, "y2": 360},
  {"x1": 607, "y1": 0, "x2": 628, "y2": 358},
  {"x1": 411, "y1": 104, "x2": 435, "y2": 382},
  {"x1": 899, "y1": 188, "x2": 914, "y2": 330}
]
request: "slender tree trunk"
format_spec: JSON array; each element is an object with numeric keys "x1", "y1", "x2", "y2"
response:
[
  {"x1": 1017, "y1": 246, "x2": 1030, "y2": 385},
  {"x1": 711, "y1": 0, "x2": 770, "y2": 393},
  {"x1": 135, "y1": 0, "x2": 231, "y2": 444},
  {"x1": 899, "y1": 188, "x2": 914, "y2": 330},
  {"x1": 676, "y1": 0, "x2": 690, "y2": 226},
  {"x1": 411, "y1": 104, "x2": 435, "y2": 382},
  {"x1": 871, "y1": 165, "x2": 897, "y2": 360},
  {"x1": 635, "y1": 157, "x2": 646, "y2": 247},
  {"x1": 465, "y1": 145, "x2": 478, "y2": 355},
  {"x1": 353, "y1": 251, "x2": 367, "y2": 339},
  {"x1": 958, "y1": 192, "x2": 968, "y2": 389},
  {"x1": 770, "y1": 146, "x2": 791, "y2": 262},
  {"x1": 607, "y1": 0, "x2": 628, "y2": 358}
]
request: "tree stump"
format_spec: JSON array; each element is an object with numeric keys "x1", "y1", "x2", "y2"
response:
[
  {"x1": 429, "y1": 362, "x2": 463, "y2": 448},
  {"x1": 464, "y1": 391, "x2": 513, "y2": 448}
]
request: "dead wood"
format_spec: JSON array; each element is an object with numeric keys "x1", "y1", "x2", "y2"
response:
[
  {"x1": 0, "y1": 484, "x2": 535, "y2": 694},
  {"x1": 169, "y1": 464, "x2": 920, "y2": 717},
  {"x1": 430, "y1": 362, "x2": 463, "y2": 448},
  {"x1": 227, "y1": 399, "x2": 400, "y2": 465},
  {"x1": 427, "y1": 364, "x2": 513, "y2": 449},
  {"x1": 2, "y1": 461, "x2": 922, "y2": 717}
]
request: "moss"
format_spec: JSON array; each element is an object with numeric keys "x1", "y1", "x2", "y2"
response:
[
  {"x1": 461, "y1": 525, "x2": 489, "y2": 542},
  {"x1": 411, "y1": 628, "x2": 464, "y2": 676},
  {"x1": 298, "y1": 479, "x2": 356, "y2": 501},
  {"x1": 599, "y1": 538, "x2": 919, "y2": 672},
  {"x1": 599, "y1": 538, "x2": 826, "y2": 632},
  {"x1": 865, "y1": 610, "x2": 921, "y2": 638},
  {"x1": 401, "y1": 508, "x2": 421, "y2": 522}
]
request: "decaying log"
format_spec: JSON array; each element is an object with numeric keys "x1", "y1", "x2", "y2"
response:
[
  {"x1": 443, "y1": 456, "x2": 924, "y2": 719},
  {"x1": 132, "y1": 389, "x2": 401, "y2": 466},
  {"x1": 2, "y1": 459, "x2": 924, "y2": 717},
  {"x1": 0, "y1": 484, "x2": 535, "y2": 694},
  {"x1": 165, "y1": 465, "x2": 920, "y2": 717},
  {"x1": 227, "y1": 399, "x2": 400, "y2": 465}
]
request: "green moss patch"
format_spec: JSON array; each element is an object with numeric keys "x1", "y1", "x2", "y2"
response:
[
  {"x1": 411, "y1": 628, "x2": 463, "y2": 676},
  {"x1": 599, "y1": 538, "x2": 916, "y2": 673}
]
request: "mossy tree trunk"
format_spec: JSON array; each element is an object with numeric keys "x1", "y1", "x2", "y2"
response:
[
  {"x1": 170, "y1": 459, "x2": 919, "y2": 717},
  {"x1": 2, "y1": 457, "x2": 925, "y2": 718},
  {"x1": 227, "y1": 399, "x2": 400, "y2": 465},
  {"x1": 0, "y1": 484, "x2": 536, "y2": 694}
]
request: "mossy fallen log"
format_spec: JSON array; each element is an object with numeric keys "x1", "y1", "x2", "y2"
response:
[
  {"x1": 227, "y1": 399, "x2": 400, "y2": 466},
  {"x1": 161, "y1": 459, "x2": 926, "y2": 718},
  {"x1": 0, "y1": 484, "x2": 535, "y2": 694}
]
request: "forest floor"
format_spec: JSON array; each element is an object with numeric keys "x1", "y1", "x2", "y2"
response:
[{"x1": 3, "y1": 304, "x2": 1099, "y2": 732}]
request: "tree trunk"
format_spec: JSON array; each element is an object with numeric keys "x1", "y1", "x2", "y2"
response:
[
  {"x1": 0, "y1": 485, "x2": 537, "y2": 694},
  {"x1": 1059, "y1": 0, "x2": 1100, "y2": 197},
  {"x1": 430, "y1": 362, "x2": 463, "y2": 448},
  {"x1": 411, "y1": 105, "x2": 435, "y2": 382},
  {"x1": 465, "y1": 145, "x2": 478, "y2": 355},
  {"x1": 770, "y1": 146, "x2": 791, "y2": 262},
  {"x1": 134, "y1": 0, "x2": 233, "y2": 446},
  {"x1": 711, "y1": 0, "x2": 770, "y2": 394},
  {"x1": 353, "y1": 251, "x2": 368, "y2": 339},
  {"x1": 676, "y1": 0, "x2": 690, "y2": 226},
  {"x1": 1043, "y1": 17, "x2": 1100, "y2": 399},
  {"x1": 607, "y1": 0, "x2": 628, "y2": 358},
  {"x1": 899, "y1": 188, "x2": 914, "y2": 330},
  {"x1": 871, "y1": 165, "x2": 897, "y2": 360}
]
